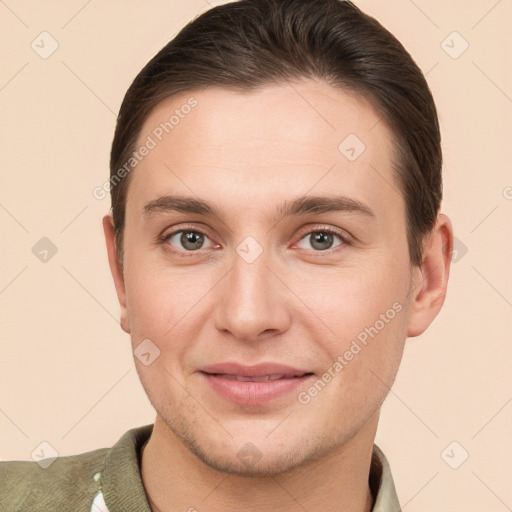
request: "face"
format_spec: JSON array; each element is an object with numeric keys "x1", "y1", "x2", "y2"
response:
[{"x1": 106, "y1": 80, "x2": 423, "y2": 475}]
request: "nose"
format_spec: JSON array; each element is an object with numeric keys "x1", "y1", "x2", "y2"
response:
[{"x1": 213, "y1": 249, "x2": 292, "y2": 342}]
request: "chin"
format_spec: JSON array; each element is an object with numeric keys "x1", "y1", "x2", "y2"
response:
[
  {"x1": 163, "y1": 411, "x2": 342, "y2": 477},
  {"x1": 185, "y1": 440, "x2": 319, "y2": 477}
]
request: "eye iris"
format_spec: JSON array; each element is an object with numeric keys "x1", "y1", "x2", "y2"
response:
[
  {"x1": 181, "y1": 231, "x2": 204, "y2": 250},
  {"x1": 311, "y1": 232, "x2": 333, "y2": 250}
]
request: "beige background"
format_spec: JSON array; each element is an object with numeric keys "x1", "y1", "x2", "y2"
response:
[{"x1": 1, "y1": 0, "x2": 511, "y2": 510}]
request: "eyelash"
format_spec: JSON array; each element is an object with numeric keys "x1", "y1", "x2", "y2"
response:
[{"x1": 159, "y1": 224, "x2": 353, "y2": 258}]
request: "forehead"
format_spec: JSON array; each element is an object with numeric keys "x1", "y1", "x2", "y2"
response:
[
  {"x1": 141, "y1": 80, "x2": 389, "y2": 158},
  {"x1": 126, "y1": 80, "x2": 400, "y2": 219}
]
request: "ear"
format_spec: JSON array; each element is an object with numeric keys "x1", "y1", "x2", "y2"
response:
[
  {"x1": 407, "y1": 213, "x2": 453, "y2": 337},
  {"x1": 102, "y1": 212, "x2": 131, "y2": 334}
]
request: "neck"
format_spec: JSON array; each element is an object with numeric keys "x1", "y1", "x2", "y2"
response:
[{"x1": 141, "y1": 414, "x2": 379, "y2": 512}]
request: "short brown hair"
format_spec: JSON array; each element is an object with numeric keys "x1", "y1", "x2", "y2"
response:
[{"x1": 109, "y1": 0, "x2": 442, "y2": 269}]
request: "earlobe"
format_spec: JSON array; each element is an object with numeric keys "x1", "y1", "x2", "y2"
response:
[
  {"x1": 407, "y1": 213, "x2": 453, "y2": 338},
  {"x1": 102, "y1": 213, "x2": 131, "y2": 334}
]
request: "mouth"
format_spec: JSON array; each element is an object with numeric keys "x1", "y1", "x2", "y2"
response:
[
  {"x1": 199, "y1": 362, "x2": 315, "y2": 405},
  {"x1": 208, "y1": 373, "x2": 311, "y2": 382}
]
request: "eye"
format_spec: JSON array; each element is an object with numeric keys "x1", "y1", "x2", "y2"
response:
[
  {"x1": 163, "y1": 229, "x2": 217, "y2": 253},
  {"x1": 160, "y1": 225, "x2": 351, "y2": 256},
  {"x1": 295, "y1": 228, "x2": 349, "y2": 252}
]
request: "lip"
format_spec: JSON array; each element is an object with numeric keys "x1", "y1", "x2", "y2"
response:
[
  {"x1": 199, "y1": 362, "x2": 314, "y2": 406},
  {"x1": 201, "y1": 362, "x2": 311, "y2": 378}
]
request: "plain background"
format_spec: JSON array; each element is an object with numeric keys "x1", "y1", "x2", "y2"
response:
[{"x1": 0, "y1": 0, "x2": 511, "y2": 510}]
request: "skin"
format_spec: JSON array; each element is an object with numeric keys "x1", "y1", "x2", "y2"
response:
[{"x1": 103, "y1": 79, "x2": 453, "y2": 512}]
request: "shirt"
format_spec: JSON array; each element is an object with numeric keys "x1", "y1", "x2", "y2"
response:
[{"x1": 0, "y1": 423, "x2": 402, "y2": 511}]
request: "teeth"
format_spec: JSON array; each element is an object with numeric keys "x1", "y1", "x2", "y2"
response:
[{"x1": 216, "y1": 374, "x2": 295, "y2": 382}]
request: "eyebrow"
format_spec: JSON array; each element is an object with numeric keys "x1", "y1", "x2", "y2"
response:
[{"x1": 142, "y1": 194, "x2": 375, "y2": 223}]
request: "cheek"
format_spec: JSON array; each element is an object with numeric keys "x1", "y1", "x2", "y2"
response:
[
  {"x1": 298, "y1": 283, "x2": 408, "y2": 430},
  {"x1": 123, "y1": 232, "x2": 184, "y2": 330},
  {"x1": 290, "y1": 261, "x2": 407, "y2": 339},
  {"x1": 124, "y1": 272, "x2": 167, "y2": 339},
  {"x1": 125, "y1": 273, "x2": 191, "y2": 342},
  {"x1": 293, "y1": 259, "x2": 409, "y2": 391},
  {"x1": 123, "y1": 249, "x2": 220, "y2": 360}
]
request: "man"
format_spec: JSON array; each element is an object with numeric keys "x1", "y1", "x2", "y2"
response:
[{"x1": 0, "y1": 0, "x2": 453, "y2": 510}]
